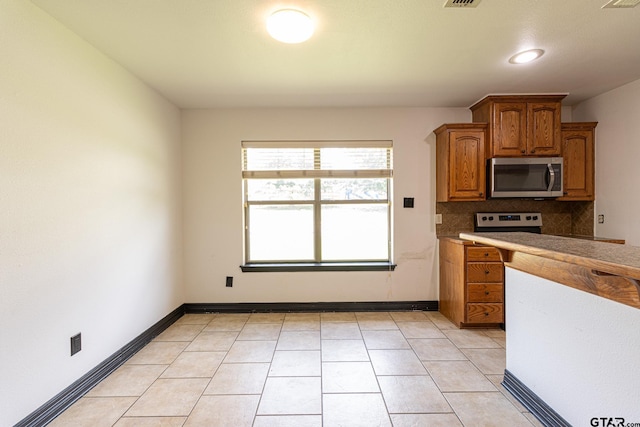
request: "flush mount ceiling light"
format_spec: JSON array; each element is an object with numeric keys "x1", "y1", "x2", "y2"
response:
[
  {"x1": 267, "y1": 9, "x2": 314, "y2": 43},
  {"x1": 509, "y1": 49, "x2": 545, "y2": 64}
]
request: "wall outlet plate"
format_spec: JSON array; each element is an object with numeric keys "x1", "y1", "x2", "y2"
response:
[
  {"x1": 70, "y1": 333, "x2": 81, "y2": 356},
  {"x1": 403, "y1": 197, "x2": 414, "y2": 208},
  {"x1": 435, "y1": 214, "x2": 443, "y2": 225},
  {"x1": 226, "y1": 276, "x2": 233, "y2": 287}
]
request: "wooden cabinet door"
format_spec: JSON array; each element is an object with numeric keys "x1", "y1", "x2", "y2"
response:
[
  {"x1": 449, "y1": 130, "x2": 486, "y2": 200},
  {"x1": 471, "y1": 95, "x2": 566, "y2": 158},
  {"x1": 559, "y1": 123, "x2": 595, "y2": 201},
  {"x1": 435, "y1": 123, "x2": 487, "y2": 202},
  {"x1": 527, "y1": 102, "x2": 562, "y2": 155},
  {"x1": 492, "y1": 102, "x2": 527, "y2": 156}
]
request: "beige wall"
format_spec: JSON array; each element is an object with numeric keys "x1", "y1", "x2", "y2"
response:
[
  {"x1": 0, "y1": 2, "x2": 182, "y2": 424},
  {"x1": 572, "y1": 78, "x2": 640, "y2": 245},
  {"x1": 182, "y1": 107, "x2": 469, "y2": 304}
]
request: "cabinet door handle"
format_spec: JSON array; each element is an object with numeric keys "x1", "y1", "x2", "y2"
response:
[
  {"x1": 531, "y1": 149, "x2": 536, "y2": 153},
  {"x1": 521, "y1": 149, "x2": 526, "y2": 153}
]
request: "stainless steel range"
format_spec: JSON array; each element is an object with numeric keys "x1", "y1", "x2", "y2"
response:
[{"x1": 474, "y1": 212, "x2": 542, "y2": 234}]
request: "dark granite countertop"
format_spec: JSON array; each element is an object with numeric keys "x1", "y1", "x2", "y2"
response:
[
  {"x1": 439, "y1": 233, "x2": 625, "y2": 244},
  {"x1": 549, "y1": 234, "x2": 625, "y2": 244},
  {"x1": 458, "y1": 232, "x2": 640, "y2": 281}
]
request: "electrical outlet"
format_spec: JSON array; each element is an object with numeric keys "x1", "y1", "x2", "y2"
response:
[
  {"x1": 226, "y1": 276, "x2": 233, "y2": 287},
  {"x1": 598, "y1": 214, "x2": 605, "y2": 224},
  {"x1": 70, "y1": 333, "x2": 81, "y2": 356},
  {"x1": 403, "y1": 197, "x2": 414, "y2": 208},
  {"x1": 435, "y1": 214, "x2": 443, "y2": 225}
]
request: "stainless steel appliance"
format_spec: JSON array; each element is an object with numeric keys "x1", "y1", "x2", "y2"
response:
[
  {"x1": 489, "y1": 157, "x2": 563, "y2": 198},
  {"x1": 474, "y1": 212, "x2": 542, "y2": 233}
]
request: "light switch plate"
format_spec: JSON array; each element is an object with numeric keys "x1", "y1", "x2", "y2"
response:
[{"x1": 435, "y1": 214, "x2": 443, "y2": 224}]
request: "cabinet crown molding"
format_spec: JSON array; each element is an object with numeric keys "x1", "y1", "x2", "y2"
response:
[{"x1": 469, "y1": 94, "x2": 567, "y2": 111}]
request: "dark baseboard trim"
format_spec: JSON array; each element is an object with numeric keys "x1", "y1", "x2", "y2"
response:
[
  {"x1": 502, "y1": 369, "x2": 571, "y2": 427},
  {"x1": 16, "y1": 300, "x2": 438, "y2": 426},
  {"x1": 184, "y1": 300, "x2": 438, "y2": 313},
  {"x1": 15, "y1": 305, "x2": 186, "y2": 427}
]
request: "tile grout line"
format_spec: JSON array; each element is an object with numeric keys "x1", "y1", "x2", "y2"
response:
[
  {"x1": 185, "y1": 314, "x2": 228, "y2": 424},
  {"x1": 252, "y1": 315, "x2": 282, "y2": 425}
]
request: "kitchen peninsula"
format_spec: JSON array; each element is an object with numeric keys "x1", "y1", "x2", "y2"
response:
[{"x1": 458, "y1": 232, "x2": 640, "y2": 426}]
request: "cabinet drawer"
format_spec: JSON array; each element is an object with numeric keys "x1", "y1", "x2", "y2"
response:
[
  {"x1": 467, "y1": 284, "x2": 504, "y2": 302},
  {"x1": 467, "y1": 263, "x2": 504, "y2": 283},
  {"x1": 466, "y1": 303, "x2": 504, "y2": 323},
  {"x1": 467, "y1": 246, "x2": 502, "y2": 262}
]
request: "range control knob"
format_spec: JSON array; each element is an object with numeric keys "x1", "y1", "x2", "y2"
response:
[
  {"x1": 482, "y1": 216, "x2": 487, "y2": 221},
  {"x1": 533, "y1": 215, "x2": 539, "y2": 220},
  {"x1": 526, "y1": 216, "x2": 532, "y2": 220},
  {"x1": 488, "y1": 216, "x2": 494, "y2": 221}
]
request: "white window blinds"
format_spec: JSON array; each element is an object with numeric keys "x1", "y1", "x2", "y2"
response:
[{"x1": 242, "y1": 141, "x2": 393, "y2": 179}]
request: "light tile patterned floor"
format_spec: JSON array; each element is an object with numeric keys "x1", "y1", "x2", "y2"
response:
[{"x1": 49, "y1": 311, "x2": 544, "y2": 427}]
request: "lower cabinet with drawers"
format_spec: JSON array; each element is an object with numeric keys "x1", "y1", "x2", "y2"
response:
[{"x1": 438, "y1": 237, "x2": 505, "y2": 328}]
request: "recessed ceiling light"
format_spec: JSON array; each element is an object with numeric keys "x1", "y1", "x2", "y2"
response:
[
  {"x1": 267, "y1": 9, "x2": 315, "y2": 44},
  {"x1": 509, "y1": 49, "x2": 545, "y2": 64}
]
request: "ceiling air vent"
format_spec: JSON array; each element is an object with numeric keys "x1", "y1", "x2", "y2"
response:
[
  {"x1": 602, "y1": 0, "x2": 640, "y2": 8},
  {"x1": 444, "y1": 0, "x2": 481, "y2": 8}
]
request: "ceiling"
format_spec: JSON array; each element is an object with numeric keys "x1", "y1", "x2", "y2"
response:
[{"x1": 31, "y1": 0, "x2": 640, "y2": 108}]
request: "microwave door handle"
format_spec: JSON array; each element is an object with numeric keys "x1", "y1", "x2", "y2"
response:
[{"x1": 547, "y1": 164, "x2": 555, "y2": 191}]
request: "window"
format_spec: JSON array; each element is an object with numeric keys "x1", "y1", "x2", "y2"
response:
[{"x1": 242, "y1": 141, "x2": 393, "y2": 268}]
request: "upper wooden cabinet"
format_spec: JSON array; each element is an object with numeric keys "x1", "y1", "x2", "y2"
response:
[
  {"x1": 434, "y1": 123, "x2": 487, "y2": 202},
  {"x1": 470, "y1": 95, "x2": 566, "y2": 157},
  {"x1": 558, "y1": 122, "x2": 597, "y2": 201}
]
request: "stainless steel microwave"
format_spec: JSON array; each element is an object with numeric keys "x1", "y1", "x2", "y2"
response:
[{"x1": 489, "y1": 157, "x2": 563, "y2": 198}]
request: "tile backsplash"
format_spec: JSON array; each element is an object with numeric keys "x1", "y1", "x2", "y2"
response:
[{"x1": 436, "y1": 200, "x2": 594, "y2": 236}]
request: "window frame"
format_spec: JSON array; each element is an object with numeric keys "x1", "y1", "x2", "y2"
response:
[{"x1": 241, "y1": 141, "x2": 394, "y2": 269}]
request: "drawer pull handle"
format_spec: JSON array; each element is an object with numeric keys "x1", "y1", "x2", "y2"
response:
[
  {"x1": 485, "y1": 291, "x2": 490, "y2": 295},
  {"x1": 485, "y1": 270, "x2": 490, "y2": 274},
  {"x1": 484, "y1": 312, "x2": 489, "y2": 316},
  {"x1": 484, "y1": 253, "x2": 489, "y2": 257}
]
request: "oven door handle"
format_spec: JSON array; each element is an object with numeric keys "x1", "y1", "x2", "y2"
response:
[{"x1": 547, "y1": 164, "x2": 555, "y2": 192}]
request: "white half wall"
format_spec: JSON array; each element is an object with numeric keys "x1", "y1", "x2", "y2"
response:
[
  {"x1": 0, "y1": 2, "x2": 183, "y2": 425},
  {"x1": 182, "y1": 107, "x2": 469, "y2": 303},
  {"x1": 505, "y1": 268, "x2": 640, "y2": 425},
  {"x1": 572, "y1": 78, "x2": 640, "y2": 245}
]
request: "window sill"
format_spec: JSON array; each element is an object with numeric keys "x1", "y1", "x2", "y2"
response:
[{"x1": 240, "y1": 262, "x2": 396, "y2": 272}]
